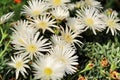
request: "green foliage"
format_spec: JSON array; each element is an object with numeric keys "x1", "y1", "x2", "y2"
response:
[
  {"x1": 0, "y1": 0, "x2": 120, "y2": 80},
  {"x1": 77, "y1": 38, "x2": 120, "y2": 79}
]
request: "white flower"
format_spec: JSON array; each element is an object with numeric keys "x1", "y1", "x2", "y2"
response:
[
  {"x1": 7, "y1": 55, "x2": 30, "y2": 79},
  {"x1": 76, "y1": 7, "x2": 105, "y2": 35},
  {"x1": 51, "y1": 35, "x2": 74, "y2": 49},
  {"x1": 49, "y1": 46, "x2": 78, "y2": 74},
  {"x1": 46, "y1": 0, "x2": 70, "y2": 7},
  {"x1": 32, "y1": 15, "x2": 57, "y2": 33},
  {"x1": 11, "y1": 20, "x2": 51, "y2": 59},
  {"x1": 66, "y1": 3, "x2": 75, "y2": 10},
  {"x1": 12, "y1": 20, "x2": 37, "y2": 36},
  {"x1": 67, "y1": 1, "x2": 85, "y2": 10},
  {"x1": 74, "y1": 1, "x2": 86, "y2": 9},
  {"x1": 0, "y1": 12, "x2": 14, "y2": 24},
  {"x1": 103, "y1": 9, "x2": 120, "y2": 36},
  {"x1": 84, "y1": 0, "x2": 102, "y2": 9},
  {"x1": 21, "y1": 0, "x2": 49, "y2": 17},
  {"x1": 66, "y1": 17, "x2": 85, "y2": 33},
  {"x1": 11, "y1": 20, "x2": 37, "y2": 46},
  {"x1": 60, "y1": 25, "x2": 83, "y2": 47},
  {"x1": 32, "y1": 55, "x2": 64, "y2": 80},
  {"x1": 51, "y1": 6, "x2": 69, "y2": 20},
  {"x1": 12, "y1": 32, "x2": 51, "y2": 59}
]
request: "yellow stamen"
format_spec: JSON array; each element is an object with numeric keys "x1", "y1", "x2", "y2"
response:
[
  {"x1": 107, "y1": 20, "x2": 115, "y2": 28},
  {"x1": 32, "y1": 10, "x2": 41, "y2": 16},
  {"x1": 39, "y1": 21, "x2": 48, "y2": 29},
  {"x1": 44, "y1": 68, "x2": 53, "y2": 76},
  {"x1": 15, "y1": 61, "x2": 23, "y2": 69},
  {"x1": 53, "y1": 0, "x2": 62, "y2": 6},
  {"x1": 26, "y1": 44, "x2": 37, "y2": 53},
  {"x1": 76, "y1": 3, "x2": 81, "y2": 8},
  {"x1": 63, "y1": 34, "x2": 73, "y2": 43},
  {"x1": 85, "y1": 18, "x2": 94, "y2": 26}
]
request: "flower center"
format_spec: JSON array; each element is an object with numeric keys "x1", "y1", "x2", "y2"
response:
[
  {"x1": 76, "y1": 3, "x2": 81, "y2": 8},
  {"x1": 107, "y1": 20, "x2": 115, "y2": 28},
  {"x1": 18, "y1": 39, "x2": 25, "y2": 44},
  {"x1": 53, "y1": 0, "x2": 62, "y2": 6},
  {"x1": 26, "y1": 44, "x2": 37, "y2": 53},
  {"x1": 85, "y1": 18, "x2": 94, "y2": 26},
  {"x1": 44, "y1": 68, "x2": 53, "y2": 76},
  {"x1": 63, "y1": 34, "x2": 73, "y2": 43},
  {"x1": 38, "y1": 21, "x2": 48, "y2": 29},
  {"x1": 32, "y1": 10, "x2": 41, "y2": 16},
  {"x1": 15, "y1": 61, "x2": 23, "y2": 69},
  {"x1": 85, "y1": 0, "x2": 92, "y2": 6}
]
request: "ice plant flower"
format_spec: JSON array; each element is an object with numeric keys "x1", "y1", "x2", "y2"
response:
[
  {"x1": 32, "y1": 15, "x2": 57, "y2": 33},
  {"x1": 49, "y1": 46, "x2": 78, "y2": 74},
  {"x1": 11, "y1": 20, "x2": 37, "y2": 35},
  {"x1": 66, "y1": 17, "x2": 85, "y2": 33},
  {"x1": 0, "y1": 12, "x2": 14, "y2": 24},
  {"x1": 11, "y1": 20, "x2": 51, "y2": 59},
  {"x1": 66, "y1": 3, "x2": 75, "y2": 10},
  {"x1": 60, "y1": 25, "x2": 83, "y2": 47},
  {"x1": 51, "y1": 6, "x2": 69, "y2": 20},
  {"x1": 84, "y1": 0, "x2": 102, "y2": 9},
  {"x1": 51, "y1": 35, "x2": 74, "y2": 49},
  {"x1": 11, "y1": 20, "x2": 37, "y2": 46},
  {"x1": 32, "y1": 55, "x2": 64, "y2": 80},
  {"x1": 74, "y1": 1, "x2": 85, "y2": 9},
  {"x1": 46, "y1": 0, "x2": 70, "y2": 7},
  {"x1": 103, "y1": 9, "x2": 120, "y2": 36},
  {"x1": 76, "y1": 7, "x2": 105, "y2": 35},
  {"x1": 7, "y1": 55, "x2": 30, "y2": 79},
  {"x1": 21, "y1": 0, "x2": 49, "y2": 17},
  {"x1": 12, "y1": 32, "x2": 51, "y2": 59}
]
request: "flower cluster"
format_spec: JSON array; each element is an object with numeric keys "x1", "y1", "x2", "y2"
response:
[
  {"x1": 4, "y1": 0, "x2": 120, "y2": 80},
  {"x1": 7, "y1": 0, "x2": 80, "y2": 79}
]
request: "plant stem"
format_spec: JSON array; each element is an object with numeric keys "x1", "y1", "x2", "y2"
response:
[{"x1": 0, "y1": 41, "x2": 10, "y2": 58}]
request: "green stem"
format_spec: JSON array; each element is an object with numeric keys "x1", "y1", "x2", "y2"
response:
[
  {"x1": 0, "y1": 27, "x2": 4, "y2": 44},
  {"x1": 0, "y1": 27, "x2": 7, "y2": 44},
  {"x1": 0, "y1": 41, "x2": 10, "y2": 58},
  {"x1": 0, "y1": 37, "x2": 4, "y2": 44}
]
